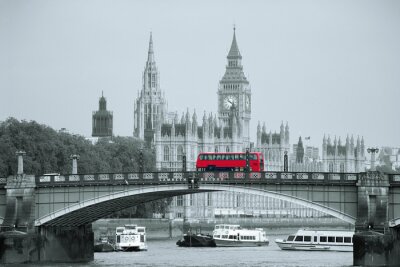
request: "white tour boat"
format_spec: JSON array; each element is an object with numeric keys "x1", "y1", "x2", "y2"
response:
[
  {"x1": 275, "y1": 229, "x2": 354, "y2": 252},
  {"x1": 115, "y1": 224, "x2": 147, "y2": 251},
  {"x1": 212, "y1": 224, "x2": 269, "y2": 247}
]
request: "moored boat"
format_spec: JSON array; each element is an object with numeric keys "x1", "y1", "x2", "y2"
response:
[
  {"x1": 275, "y1": 229, "x2": 354, "y2": 252},
  {"x1": 212, "y1": 224, "x2": 269, "y2": 247},
  {"x1": 94, "y1": 236, "x2": 115, "y2": 252},
  {"x1": 176, "y1": 230, "x2": 216, "y2": 247},
  {"x1": 115, "y1": 224, "x2": 147, "y2": 251}
]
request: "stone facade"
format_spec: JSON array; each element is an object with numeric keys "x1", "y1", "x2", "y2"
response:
[
  {"x1": 133, "y1": 33, "x2": 167, "y2": 146},
  {"x1": 255, "y1": 122, "x2": 290, "y2": 171},
  {"x1": 134, "y1": 30, "x2": 256, "y2": 171},
  {"x1": 322, "y1": 135, "x2": 366, "y2": 173}
]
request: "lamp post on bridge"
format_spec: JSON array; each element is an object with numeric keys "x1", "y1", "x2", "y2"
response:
[
  {"x1": 139, "y1": 148, "x2": 144, "y2": 172},
  {"x1": 70, "y1": 154, "x2": 80, "y2": 174},
  {"x1": 245, "y1": 147, "x2": 250, "y2": 172},
  {"x1": 283, "y1": 151, "x2": 288, "y2": 172},
  {"x1": 16, "y1": 150, "x2": 26, "y2": 175},
  {"x1": 182, "y1": 153, "x2": 186, "y2": 172},
  {"x1": 367, "y1": 147, "x2": 379, "y2": 171}
]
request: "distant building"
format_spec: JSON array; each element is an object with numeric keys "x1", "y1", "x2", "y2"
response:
[
  {"x1": 305, "y1": 146, "x2": 319, "y2": 161},
  {"x1": 322, "y1": 135, "x2": 366, "y2": 173},
  {"x1": 290, "y1": 136, "x2": 322, "y2": 172},
  {"x1": 255, "y1": 122, "x2": 290, "y2": 171},
  {"x1": 92, "y1": 92, "x2": 113, "y2": 138},
  {"x1": 377, "y1": 147, "x2": 400, "y2": 170}
]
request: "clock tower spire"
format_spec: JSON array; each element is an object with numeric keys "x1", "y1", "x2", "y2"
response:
[{"x1": 218, "y1": 27, "x2": 251, "y2": 149}]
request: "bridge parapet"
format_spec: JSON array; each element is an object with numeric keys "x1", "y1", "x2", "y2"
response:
[{"x1": 34, "y1": 171, "x2": 360, "y2": 187}]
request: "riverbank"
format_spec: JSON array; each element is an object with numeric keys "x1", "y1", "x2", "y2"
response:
[{"x1": 92, "y1": 217, "x2": 352, "y2": 241}]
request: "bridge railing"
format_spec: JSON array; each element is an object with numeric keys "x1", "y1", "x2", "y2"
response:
[
  {"x1": 389, "y1": 174, "x2": 400, "y2": 185},
  {"x1": 34, "y1": 171, "x2": 360, "y2": 187}
]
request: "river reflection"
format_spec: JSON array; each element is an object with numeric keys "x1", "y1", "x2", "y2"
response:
[
  {"x1": 11, "y1": 234, "x2": 353, "y2": 267},
  {"x1": 91, "y1": 236, "x2": 352, "y2": 267}
]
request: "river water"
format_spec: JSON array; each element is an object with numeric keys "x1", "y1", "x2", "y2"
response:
[{"x1": 22, "y1": 233, "x2": 353, "y2": 267}]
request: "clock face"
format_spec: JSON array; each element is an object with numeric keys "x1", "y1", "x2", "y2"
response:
[
  {"x1": 245, "y1": 95, "x2": 250, "y2": 109},
  {"x1": 223, "y1": 95, "x2": 238, "y2": 109}
]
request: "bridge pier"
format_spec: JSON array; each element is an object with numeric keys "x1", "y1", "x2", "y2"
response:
[
  {"x1": 37, "y1": 224, "x2": 94, "y2": 263},
  {"x1": 0, "y1": 224, "x2": 94, "y2": 264},
  {"x1": 353, "y1": 171, "x2": 400, "y2": 266},
  {"x1": 0, "y1": 153, "x2": 94, "y2": 264}
]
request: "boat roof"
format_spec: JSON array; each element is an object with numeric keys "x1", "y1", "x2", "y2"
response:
[
  {"x1": 294, "y1": 229, "x2": 354, "y2": 236},
  {"x1": 215, "y1": 224, "x2": 240, "y2": 227}
]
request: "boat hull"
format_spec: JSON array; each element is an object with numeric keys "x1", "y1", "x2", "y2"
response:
[
  {"x1": 94, "y1": 243, "x2": 115, "y2": 252},
  {"x1": 214, "y1": 239, "x2": 269, "y2": 247},
  {"x1": 275, "y1": 239, "x2": 352, "y2": 252},
  {"x1": 119, "y1": 245, "x2": 148, "y2": 251},
  {"x1": 177, "y1": 234, "x2": 216, "y2": 247}
]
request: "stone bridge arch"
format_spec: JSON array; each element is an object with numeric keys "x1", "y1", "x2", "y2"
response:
[{"x1": 35, "y1": 184, "x2": 356, "y2": 227}]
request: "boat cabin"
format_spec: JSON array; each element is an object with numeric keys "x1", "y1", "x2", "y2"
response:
[{"x1": 287, "y1": 229, "x2": 353, "y2": 245}]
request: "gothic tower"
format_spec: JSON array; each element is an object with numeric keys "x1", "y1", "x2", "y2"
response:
[
  {"x1": 296, "y1": 136, "x2": 304, "y2": 163},
  {"x1": 92, "y1": 92, "x2": 113, "y2": 137},
  {"x1": 217, "y1": 28, "x2": 251, "y2": 150},
  {"x1": 133, "y1": 33, "x2": 167, "y2": 146}
]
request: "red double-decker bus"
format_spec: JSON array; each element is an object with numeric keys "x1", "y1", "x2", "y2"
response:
[{"x1": 196, "y1": 152, "x2": 264, "y2": 171}]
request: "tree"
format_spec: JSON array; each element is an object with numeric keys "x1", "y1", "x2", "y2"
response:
[{"x1": 0, "y1": 118, "x2": 171, "y2": 218}]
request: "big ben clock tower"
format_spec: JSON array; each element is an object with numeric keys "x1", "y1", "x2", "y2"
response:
[{"x1": 218, "y1": 27, "x2": 251, "y2": 148}]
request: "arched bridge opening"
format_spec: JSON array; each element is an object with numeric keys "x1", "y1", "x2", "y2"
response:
[{"x1": 35, "y1": 183, "x2": 356, "y2": 227}]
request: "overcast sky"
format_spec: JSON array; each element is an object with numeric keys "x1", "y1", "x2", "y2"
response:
[{"x1": 1, "y1": 0, "x2": 399, "y2": 150}]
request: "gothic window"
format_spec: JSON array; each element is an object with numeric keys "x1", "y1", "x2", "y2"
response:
[
  {"x1": 189, "y1": 194, "x2": 193, "y2": 206},
  {"x1": 190, "y1": 146, "x2": 194, "y2": 160},
  {"x1": 163, "y1": 146, "x2": 170, "y2": 162},
  {"x1": 177, "y1": 145, "x2": 184, "y2": 161},
  {"x1": 151, "y1": 74, "x2": 156, "y2": 88},
  {"x1": 207, "y1": 192, "x2": 212, "y2": 206},
  {"x1": 148, "y1": 73, "x2": 151, "y2": 88},
  {"x1": 215, "y1": 146, "x2": 218, "y2": 152},
  {"x1": 329, "y1": 162, "x2": 334, "y2": 172},
  {"x1": 340, "y1": 163, "x2": 345, "y2": 173},
  {"x1": 176, "y1": 195, "x2": 183, "y2": 206},
  {"x1": 226, "y1": 146, "x2": 230, "y2": 152}
]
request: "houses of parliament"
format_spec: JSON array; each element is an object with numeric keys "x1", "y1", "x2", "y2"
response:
[{"x1": 92, "y1": 29, "x2": 366, "y2": 220}]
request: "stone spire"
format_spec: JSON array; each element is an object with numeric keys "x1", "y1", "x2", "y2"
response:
[
  {"x1": 227, "y1": 26, "x2": 242, "y2": 59},
  {"x1": 147, "y1": 32, "x2": 154, "y2": 63},
  {"x1": 285, "y1": 122, "x2": 290, "y2": 145}
]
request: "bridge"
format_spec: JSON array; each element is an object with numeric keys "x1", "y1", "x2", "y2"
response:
[{"x1": 1, "y1": 157, "x2": 400, "y2": 265}]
